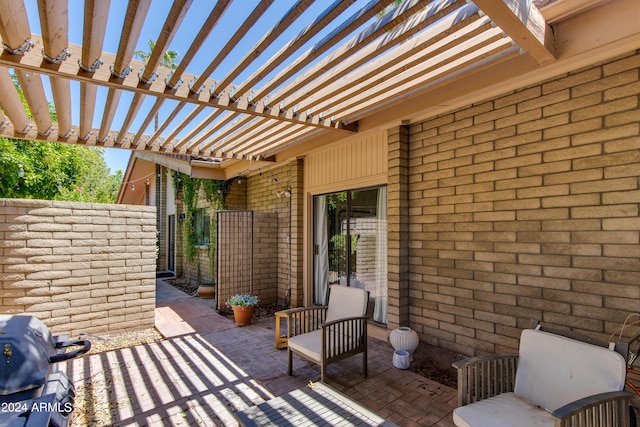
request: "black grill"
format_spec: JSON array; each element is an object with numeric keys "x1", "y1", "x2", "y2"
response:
[{"x1": 0, "y1": 315, "x2": 90, "y2": 427}]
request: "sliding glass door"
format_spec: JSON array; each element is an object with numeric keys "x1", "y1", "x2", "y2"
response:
[{"x1": 313, "y1": 186, "x2": 388, "y2": 324}]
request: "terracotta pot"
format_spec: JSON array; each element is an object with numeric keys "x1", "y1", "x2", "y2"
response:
[
  {"x1": 197, "y1": 283, "x2": 216, "y2": 299},
  {"x1": 232, "y1": 305, "x2": 255, "y2": 326}
]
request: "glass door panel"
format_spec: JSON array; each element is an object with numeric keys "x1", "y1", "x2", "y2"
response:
[{"x1": 313, "y1": 187, "x2": 387, "y2": 323}]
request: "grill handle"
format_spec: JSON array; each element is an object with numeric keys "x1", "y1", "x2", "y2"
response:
[{"x1": 49, "y1": 339, "x2": 91, "y2": 363}]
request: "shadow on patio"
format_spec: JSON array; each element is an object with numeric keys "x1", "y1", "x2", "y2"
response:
[{"x1": 61, "y1": 280, "x2": 457, "y2": 426}]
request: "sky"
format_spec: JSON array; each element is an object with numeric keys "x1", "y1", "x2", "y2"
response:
[{"x1": 21, "y1": 0, "x2": 376, "y2": 174}]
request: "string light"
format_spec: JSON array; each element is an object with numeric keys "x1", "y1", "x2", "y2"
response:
[{"x1": 131, "y1": 184, "x2": 135, "y2": 191}]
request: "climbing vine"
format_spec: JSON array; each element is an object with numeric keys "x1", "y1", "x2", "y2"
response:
[{"x1": 171, "y1": 171, "x2": 233, "y2": 278}]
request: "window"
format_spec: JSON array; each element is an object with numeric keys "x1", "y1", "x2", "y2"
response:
[{"x1": 194, "y1": 209, "x2": 210, "y2": 246}]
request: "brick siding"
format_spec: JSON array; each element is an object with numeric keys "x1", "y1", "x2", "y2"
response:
[
  {"x1": 389, "y1": 51, "x2": 640, "y2": 356},
  {"x1": 0, "y1": 199, "x2": 157, "y2": 336}
]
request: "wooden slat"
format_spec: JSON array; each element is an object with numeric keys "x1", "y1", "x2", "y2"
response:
[
  {"x1": 112, "y1": 0, "x2": 151, "y2": 77},
  {"x1": 332, "y1": 37, "x2": 519, "y2": 121},
  {"x1": 0, "y1": 35, "x2": 354, "y2": 133},
  {"x1": 15, "y1": 70, "x2": 52, "y2": 135},
  {"x1": 37, "y1": 0, "x2": 73, "y2": 137},
  {"x1": 37, "y1": 0, "x2": 68, "y2": 61},
  {"x1": 203, "y1": 117, "x2": 271, "y2": 156},
  {"x1": 166, "y1": 0, "x2": 231, "y2": 88},
  {"x1": 49, "y1": 78, "x2": 72, "y2": 137},
  {"x1": 79, "y1": 83, "x2": 97, "y2": 140},
  {"x1": 0, "y1": 0, "x2": 31, "y2": 52},
  {"x1": 176, "y1": 109, "x2": 225, "y2": 152},
  {"x1": 163, "y1": 105, "x2": 206, "y2": 149},
  {"x1": 190, "y1": 1, "x2": 273, "y2": 93},
  {"x1": 250, "y1": 0, "x2": 389, "y2": 102},
  {"x1": 474, "y1": 0, "x2": 555, "y2": 63},
  {"x1": 0, "y1": 67, "x2": 30, "y2": 133},
  {"x1": 98, "y1": 88, "x2": 122, "y2": 142},
  {"x1": 191, "y1": 112, "x2": 243, "y2": 152},
  {"x1": 116, "y1": 92, "x2": 146, "y2": 146},
  {"x1": 147, "y1": 101, "x2": 186, "y2": 149},
  {"x1": 276, "y1": 0, "x2": 471, "y2": 111},
  {"x1": 296, "y1": 6, "x2": 489, "y2": 114},
  {"x1": 139, "y1": 0, "x2": 192, "y2": 83},
  {"x1": 229, "y1": 0, "x2": 355, "y2": 99},
  {"x1": 212, "y1": 0, "x2": 314, "y2": 97},
  {"x1": 131, "y1": 97, "x2": 164, "y2": 146},
  {"x1": 81, "y1": 0, "x2": 110, "y2": 71},
  {"x1": 239, "y1": 126, "x2": 316, "y2": 160}
]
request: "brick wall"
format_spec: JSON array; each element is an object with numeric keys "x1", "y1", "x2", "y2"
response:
[
  {"x1": 247, "y1": 160, "x2": 304, "y2": 307},
  {"x1": 0, "y1": 199, "x2": 157, "y2": 336},
  {"x1": 391, "y1": 51, "x2": 640, "y2": 356}
]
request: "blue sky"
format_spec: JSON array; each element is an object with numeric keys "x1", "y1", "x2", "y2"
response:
[{"x1": 22, "y1": 1, "x2": 374, "y2": 174}]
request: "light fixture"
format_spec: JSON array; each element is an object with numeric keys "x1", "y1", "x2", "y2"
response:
[
  {"x1": 131, "y1": 184, "x2": 135, "y2": 191},
  {"x1": 237, "y1": 177, "x2": 241, "y2": 184},
  {"x1": 18, "y1": 166, "x2": 24, "y2": 178},
  {"x1": 146, "y1": 178, "x2": 150, "y2": 186}
]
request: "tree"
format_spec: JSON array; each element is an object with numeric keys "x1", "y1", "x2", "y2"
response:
[{"x1": 0, "y1": 74, "x2": 123, "y2": 203}]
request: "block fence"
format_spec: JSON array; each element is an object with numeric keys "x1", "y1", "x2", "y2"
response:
[
  {"x1": 387, "y1": 50, "x2": 640, "y2": 356},
  {"x1": 0, "y1": 199, "x2": 157, "y2": 336}
]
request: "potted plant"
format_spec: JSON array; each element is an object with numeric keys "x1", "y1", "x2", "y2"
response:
[{"x1": 226, "y1": 294, "x2": 259, "y2": 326}]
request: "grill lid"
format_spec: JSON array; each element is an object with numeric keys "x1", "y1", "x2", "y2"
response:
[{"x1": 0, "y1": 315, "x2": 55, "y2": 395}]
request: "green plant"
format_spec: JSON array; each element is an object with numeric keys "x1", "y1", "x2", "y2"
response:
[{"x1": 226, "y1": 294, "x2": 259, "y2": 307}]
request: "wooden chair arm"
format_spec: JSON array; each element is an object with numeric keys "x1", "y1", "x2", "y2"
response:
[
  {"x1": 284, "y1": 306, "x2": 327, "y2": 337},
  {"x1": 452, "y1": 354, "x2": 519, "y2": 407},
  {"x1": 551, "y1": 391, "x2": 633, "y2": 427}
]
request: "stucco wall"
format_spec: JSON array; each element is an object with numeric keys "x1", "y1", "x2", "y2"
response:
[
  {"x1": 0, "y1": 199, "x2": 157, "y2": 336},
  {"x1": 389, "y1": 51, "x2": 640, "y2": 356}
]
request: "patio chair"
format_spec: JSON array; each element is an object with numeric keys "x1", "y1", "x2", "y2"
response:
[
  {"x1": 285, "y1": 285, "x2": 369, "y2": 382},
  {"x1": 452, "y1": 321, "x2": 633, "y2": 427}
]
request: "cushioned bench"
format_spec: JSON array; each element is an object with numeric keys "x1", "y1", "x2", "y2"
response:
[{"x1": 452, "y1": 327, "x2": 633, "y2": 427}]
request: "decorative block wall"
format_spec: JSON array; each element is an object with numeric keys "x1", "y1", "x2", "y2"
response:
[{"x1": 0, "y1": 199, "x2": 157, "y2": 336}]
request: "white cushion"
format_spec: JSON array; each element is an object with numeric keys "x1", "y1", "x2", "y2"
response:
[
  {"x1": 453, "y1": 393, "x2": 554, "y2": 427},
  {"x1": 288, "y1": 330, "x2": 322, "y2": 362},
  {"x1": 514, "y1": 329, "x2": 627, "y2": 412},
  {"x1": 324, "y1": 285, "x2": 368, "y2": 323}
]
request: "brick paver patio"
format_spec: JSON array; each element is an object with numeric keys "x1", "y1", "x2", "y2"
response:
[{"x1": 61, "y1": 280, "x2": 456, "y2": 426}]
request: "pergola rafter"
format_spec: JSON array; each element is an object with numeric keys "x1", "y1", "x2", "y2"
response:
[{"x1": 0, "y1": 0, "x2": 607, "y2": 167}]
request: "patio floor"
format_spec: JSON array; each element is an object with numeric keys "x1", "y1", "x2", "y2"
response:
[{"x1": 61, "y1": 280, "x2": 457, "y2": 426}]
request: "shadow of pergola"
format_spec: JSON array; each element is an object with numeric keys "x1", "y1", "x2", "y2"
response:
[{"x1": 63, "y1": 333, "x2": 273, "y2": 426}]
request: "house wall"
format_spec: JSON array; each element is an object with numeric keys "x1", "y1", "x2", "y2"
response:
[
  {"x1": 247, "y1": 160, "x2": 304, "y2": 307},
  {"x1": 0, "y1": 199, "x2": 156, "y2": 336},
  {"x1": 389, "y1": 51, "x2": 640, "y2": 356}
]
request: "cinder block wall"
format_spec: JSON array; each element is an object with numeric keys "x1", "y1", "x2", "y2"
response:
[
  {"x1": 391, "y1": 51, "x2": 640, "y2": 356},
  {"x1": 0, "y1": 199, "x2": 157, "y2": 336}
]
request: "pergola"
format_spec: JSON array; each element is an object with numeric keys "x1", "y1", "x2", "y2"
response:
[{"x1": 0, "y1": 0, "x2": 638, "y2": 178}]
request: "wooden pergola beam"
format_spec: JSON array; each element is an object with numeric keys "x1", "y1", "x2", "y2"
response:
[
  {"x1": 0, "y1": 67, "x2": 30, "y2": 133},
  {"x1": 81, "y1": 0, "x2": 110, "y2": 71},
  {"x1": 211, "y1": 0, "x2": 312, "y2": 96},
  {"x1": 112, "y1": 0, "x2": 151, "y2": 77},
  {"x1": 0, "y1": 34, "x2": 353, "y2": 133},
  {"x1": 15, "y1": 71, "x2": 52, "y2": 136},
  {"x1": 139, "y1": 0, "x2": 192, "y2": 83},
  {"x1": 37, "y1": 0, "x2": 73, "y2": 137},
  {"x1": 0, "y1": 0, "x2": 32, "y2": 53},
  {"x1": 166, "y1": 0, "x2": 231, "y2": 88},
  {"x1": 473, "y1": 0, "x2": 555, "y2": 63},
  {"x1": 230, "y1": 0, "x2": 356, "y2": 99}
]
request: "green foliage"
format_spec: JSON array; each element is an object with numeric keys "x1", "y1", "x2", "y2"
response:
[
  {"x1": 226, "y1": 294, "x2": 259, "y2": 307},
  {"x1": 0, "y1": 139, "x2": 122, "y2": 203},
  {"x1": 172, "y1": 171, "x2": 233, "y2": 266},
  {"x1": 134, "y1": 40, "x2": 179, "y2": 69},
  {"x1": 0, "y1": 73, "x2": 121, "y2": 203}
]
